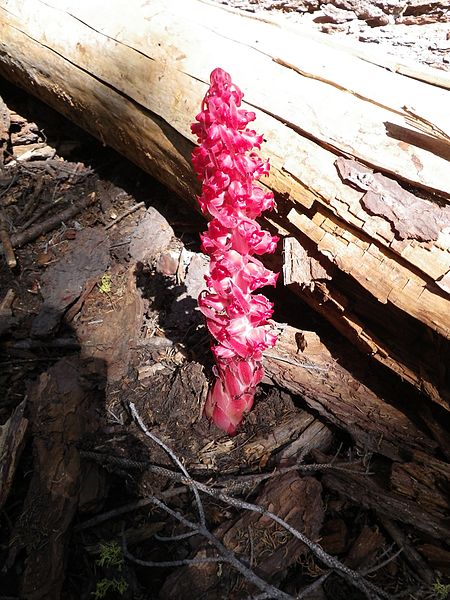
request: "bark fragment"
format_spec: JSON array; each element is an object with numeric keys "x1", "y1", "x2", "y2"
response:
[
  {"x1": 8, "y1": 357, "x2": 102, "y2": 600},
  {"x1": 335, "y1": 157, "x2": 450, "y2": 241}
]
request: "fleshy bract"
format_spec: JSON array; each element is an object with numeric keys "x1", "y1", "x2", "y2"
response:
[{"x1": 191, "y1": 67, "x2": 278, "y2": 434}]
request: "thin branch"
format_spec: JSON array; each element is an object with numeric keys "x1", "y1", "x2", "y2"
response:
[
  {"x1": 362, "y1": 547, "x2": 403, "y2": 576},
  {"x1": 129, "y1": 401, "x2": 206, "y2": 527},
  {"x1": 123, "y1": 496, "x2": 294, "y2": 600},
  {"x1": 10, "y1": 192, "x2": 98, "y2": 248},
  {"x1": 80, "y1": 449, "x2": 150, "y2": 471},
  {"x1": 200, "y1": 486, "x2": 389, "y2": 600},
  {"x1": 74, "y1": 487, "x2": 187, "y2": 532},
  {"x1": 80, "y1": 449, "x2": 366, "y2": 493},
  {"x1": 104, "y1": 201, "x2": 145, "y2": 229},
  {"x1": 296, "y1": 571, "x2": 331, "y2": 599},
  {"x1": 123, "y1": 549, "x2": 223, "y2": 568},
  {"x1": 216, "y1": 461, "x2": 368, "y2": 493},
  {"x1": 155, "y1": 531, "x2": 199, "y2": 542},
  {"x1": 379, "y1": 517, "x2": 435, "y2": 586},
  {"x1": 129, "y1": 404, "x2": 391, "y2": 600},
  {"x1": 159, "y1": 475, "x2": 389, "y2": 596}
]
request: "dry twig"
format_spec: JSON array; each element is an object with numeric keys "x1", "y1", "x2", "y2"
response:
[
  {"x1": 10, "y1": 192, "x2": 98, "y2": 248},
  {"x1": 104, "y1": 201, "x2": 145, "y2": 230},
  {"x1": 74, "y1": 488, "x2": 187, "y2": 532},
  {"x1": 128, "y1": 402, "x2": 391, "y2": 600},
  {"x1": 80, "y1": 449, "x2": 365, "y2": 493},
  {"x1": 122, "y1": 496, "x2": 294, "y2": 600},
  {"x1": 130, "y1": 401, "x2": 205, "y2": 526},
  {"x1": 378, "y1": 517, "x2": 434, "y2": 585}
]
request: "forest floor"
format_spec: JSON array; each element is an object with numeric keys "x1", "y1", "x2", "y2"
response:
[{"x1": 0, "y1": 3, "x2": 449, "y2": 600}]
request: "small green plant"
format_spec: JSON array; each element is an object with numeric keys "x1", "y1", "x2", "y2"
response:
[
  {"x1": 92, "y1": 541, "x2": 128, "y2": 598},
  {"x1": 434, "y1": 581, "x2": 450, "y2": 600},
  {"x1": 96, "y1": 540, "x2": 124, "y2": 570},
  {"x1": 98, "y1": 273, "x2": 112, "y2": 294},
  {"x1": 92, "y1": 577, "x2": 128, "y2": 600}
]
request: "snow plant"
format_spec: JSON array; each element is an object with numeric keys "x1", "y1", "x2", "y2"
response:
[{"x1": 191, "y1": 67, "x2": 279, "y2": 434}]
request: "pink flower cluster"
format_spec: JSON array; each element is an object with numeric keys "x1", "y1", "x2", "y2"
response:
[{"x1": 191, "y1": 68, "x2": 279, "y2": 434}]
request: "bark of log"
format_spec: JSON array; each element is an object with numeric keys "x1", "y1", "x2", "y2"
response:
[
  {"x1": 6, "y1": 357, "x2": 102, "y2": 600},
  {"x1": 0, "y1": 0, "x2": 449, "y2": 408},
  {"x1": 264, "y1": 326, "x2": 450, "y2": 541},
  {"x1": 321, "y1": 464, "x2": 450, "y2": 541},
  {"x1": 264, "y1": 326, "x2": 437, "y2": 461}
]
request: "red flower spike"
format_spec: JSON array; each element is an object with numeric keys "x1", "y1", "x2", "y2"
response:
[{"x1": 192, "y1": 67, "x2": 278, "y2": 435}]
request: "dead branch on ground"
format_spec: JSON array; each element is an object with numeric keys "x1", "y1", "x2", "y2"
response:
[
  {"x1": 128, "y1": 401, "x2": 391, "y2": 600},
  {"x1": 10, "y1": 191, "x2": 98, "y2": 247}
]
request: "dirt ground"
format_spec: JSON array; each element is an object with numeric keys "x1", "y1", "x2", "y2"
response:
[{"x1": 1, "y1": 3, "x2": 450, "y2": 599}]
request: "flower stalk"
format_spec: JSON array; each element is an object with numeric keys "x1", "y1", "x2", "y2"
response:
[{"x1": 191, "y1": 68, "x2": 279, "y2": 434}]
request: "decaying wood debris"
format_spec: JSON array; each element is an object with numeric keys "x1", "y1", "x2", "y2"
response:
[{"x1": 6, "y1": 358, "x2": 103, "y2": 599}]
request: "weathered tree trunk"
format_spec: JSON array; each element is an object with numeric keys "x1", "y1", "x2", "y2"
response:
[
  {"x1": 0, "y1": 0, "x2": 449, "y2": 408},
  {"x1": 263, "y1": 326, "x2": 450, "y2": 541}
]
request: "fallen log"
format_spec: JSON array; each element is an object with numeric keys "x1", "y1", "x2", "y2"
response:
[
  {"x1": 263, "y1": 325, "x2": 438, "y2": 461},
  {"x1": 0, "y1": 0, "x2": 449, "y2": 408},
  {"x1": 264, "y1": 327, "x2": 450, "y2": 541},
  {"x1": 320, "y1": 459, "x2": 450, "y2": 542}
]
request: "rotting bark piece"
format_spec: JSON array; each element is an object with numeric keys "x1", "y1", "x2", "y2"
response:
[
  {"x1": 379, "y1": 517, "x2": 435, "y2": 585},
  {"x1": 319, "y1": 0, "x2": 387, "y2": 21},
  {"x1": 283, "y1": 236, "x2": 332, "y2": 290},
  {"x1": 128, "y1": 206, "x2": 175, "y2": 265},
  {"x1": 0, "y1": 94, "x2": 10, "y2": 163},
  {"x1": 345, "y1": 525, "x2": 385, "y2": 570},
  {"x1": 319, "y1": 4, "x2": 357, "y2": 23},
  {"x1": 417, "y1": 404, "x2": 450, "y2": 461},
  {"x1": 74, "y1": 264, "x2": 144, "y2": 381},
  {"x1": 226, "y1": 474, "x2": 324, "y2": 579},
  {"x1": 31, "y1": 226, "x2": 110, "y2": 337},
  {"x1": 242, "y1": 411, "x2": 317, "y2": 466},
  {"x1": 0, "y1": 288, "x2": 17, "y2": 335},
  {"x1": 160, "y1": 362, "x2": 208, "y2": 428},
  {"x1": 275, "y1": 419, "x2": 334, "y2": 466},
  {"x1": 196, "y1": 407, "x2": 332, "y2": 473},
  {"x1": 322, "y1": 522, "x2": 386, "y2": 600},
  {"x1": 164, "y1": 252, "x2": 209, "y2": 329},
  {"x1": 7, "y1": 357, "x2": 103, "y2": 600},
  {"x1": 0, "y1": 210, "x2": 16, "y2": 268},
  {"x1": 390, "y1": 457, "x2": 450, "y2": 522},
  {"x1": 0, "y1": 399, "x2": 28, "y2": 511},
  {"x1": 417, "y1": 543, "x2": 450, "y2": 577},
  {"x1": 160, "y1": 473, "x2": 323, "y2": 599},
  {"x1": 320, "y1": 462, "x2": 450, "y2": 541},
  {"x1": 335, "y1": 157, "x2": 450, "y2": 242}
]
